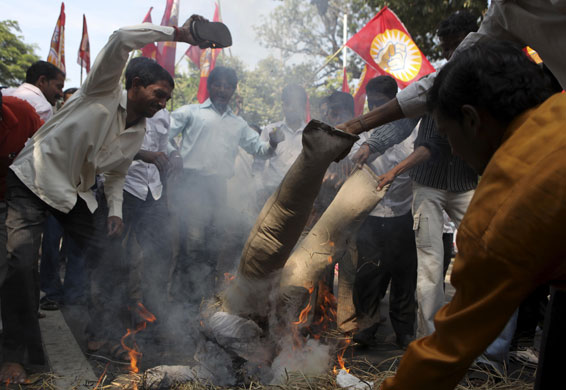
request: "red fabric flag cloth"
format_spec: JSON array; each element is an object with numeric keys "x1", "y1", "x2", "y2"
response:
[
  {"x1": 341, "y1": 67, "x2": 350, "y2": 93},
  {"x1": 305, "y1": 94, "x2": 311, "y2": 122},
  {"x1": 47, "y1": 2, "x2": 66, "y2": 73},
  {"x1": 157, "y1": 0, "x2": 180, "y2": 77},
  {"x1": 77, "y1": 14, "x2": 90, "y2": 73},
  {"x1": 353, "y1": 65, "x2": 379, "y2": 117},
  {"x1": 141, "y1": 7, "x2": 157, "y2": 59},
  {"x1": 346, "y1": 6, "x2": 434, "y2": 89},
  {"x1": 191, "y1": 1, "x2": 221, "y2": 103}
]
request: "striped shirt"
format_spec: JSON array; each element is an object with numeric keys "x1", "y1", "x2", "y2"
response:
[
  {"x1": 365, "y1": 117, "x2": 419, "y2": 155},
  {"x1": 409, "y1": 115, "x2": 478, "y2": 193}
]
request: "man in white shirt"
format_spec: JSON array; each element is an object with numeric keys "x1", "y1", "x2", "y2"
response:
[
  {"x1": 122, "y1": 108, "x2": 174, "y2": 319},
  {"x1": 3, "y1": 61, "x2": 65, "y2": 122},
  {"x1": 350, "y1": 76, "x2": 419, "y2": 350},
  {"x1": 168, "y1": 66, "x2": 280, "y2": 304},
  {"x1": 0, "y1": 17, "x2": 204, "y2": 384},
  {"x1": 255, "y1": 84, "x2": 307, "y2": 202}
]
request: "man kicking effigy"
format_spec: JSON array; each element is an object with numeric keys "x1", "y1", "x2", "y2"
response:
[{"x1": 0, "y1": 15, "x2": 215, "y2": 384}]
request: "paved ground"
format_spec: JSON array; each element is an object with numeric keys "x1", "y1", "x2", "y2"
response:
[{"x1": 0, "y1": 271, "x2": 537, "y2": 389}]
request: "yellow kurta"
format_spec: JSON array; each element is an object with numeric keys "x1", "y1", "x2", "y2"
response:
[{"x1": 382, "y1": 92, "x2": 566, "y2": 390}]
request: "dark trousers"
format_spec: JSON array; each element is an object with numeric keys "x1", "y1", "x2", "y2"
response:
[
  {"x1": 1, "y1": 171, "x2": 103, "y2": 364},
  {"x1": 39, "y1": 215, "x2": 87, "y2": 305},
  {"x1": 121, "y1": 190, "x2": 171, "y2": 319},
  {"x1": 354, "y1": 212, "x2": 417, "y2": 338},
  {"x1": 169, "y1": 172, "x2": 227, "y2": 304}
]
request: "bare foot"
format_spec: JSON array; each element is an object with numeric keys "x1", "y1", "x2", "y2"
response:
[{"x1": 0, "y1": 362, "x2": 27, "y2": 384}]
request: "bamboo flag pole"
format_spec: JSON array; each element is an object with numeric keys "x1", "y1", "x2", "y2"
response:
[{"x1": 314, "y1": 44, "x2": 345, "y2": 76}]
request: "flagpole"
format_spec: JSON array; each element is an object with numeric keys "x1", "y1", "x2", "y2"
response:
[
  {"x1": 314, "y1": 44, "x2": 345, "y2": 76},
  {"x1": 343, "y1": 13, "x2": 348, "y2": 70}
]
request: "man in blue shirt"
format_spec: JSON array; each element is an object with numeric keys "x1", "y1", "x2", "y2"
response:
[{"x1": 168, "y1": 66, "x2": 280, "y2": 304}]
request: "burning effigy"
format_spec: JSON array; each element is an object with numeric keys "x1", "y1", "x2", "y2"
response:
[{"x1": 132, "y1": 120, "x2": 388, "y2": 389}]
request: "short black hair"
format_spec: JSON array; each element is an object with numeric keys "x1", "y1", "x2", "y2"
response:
[
  {"x1": 64, "y1": 87, "x2": 78, "y2": 95},
  {"x1": 207, "y1": 66, "x2": 238, "y2": 91},
  {"x1": 328, "y1": 91, "x2": 354, "y2": 116},
  {"x1": 366, "y1": 76, "x2": 397, "y2": 99},
  {"x1": 25, "y1": 61, "x2": 65, "y2": 84},
  {"x1": 125, "y1": 57, "x2": 174, "y2": 90},
  {"x1": 428, "y1": 40, "x2": 554, "y2": 126},
  {"x1": 282, "y1": 83, "x2": 307, "y2": 105},
  {"x1": 437, "y1": 10, "x2": 478, "y2": 39}
]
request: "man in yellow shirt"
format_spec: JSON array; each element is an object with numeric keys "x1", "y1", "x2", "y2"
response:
[{"x1": 381, "y1": 40, "x2": 566, "y2": 390}]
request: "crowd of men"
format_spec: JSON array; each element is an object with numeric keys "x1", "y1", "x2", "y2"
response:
[{"x1": 0, "y1": 1, "x2": 565, "y2": 389}]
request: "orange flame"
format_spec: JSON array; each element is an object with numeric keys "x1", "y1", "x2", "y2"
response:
[
  {"x1": 292, "y1": 286, "x2": 315, "y2": 325},
  {"x1": 327, "y1": 255, "x2": 333, "y2": 264},
  {"x1": 93, "y1": 362, "x2": 109, "y2": 389},
  {"x1": 224, "y1": 272, "x2": 235, "y2": 281},
  {"x1": 333, "y1": 339, "x2": 352, "y2": 374},
  {"x1": 120, "y1": 302, "x2": 156, "y2": 380}
]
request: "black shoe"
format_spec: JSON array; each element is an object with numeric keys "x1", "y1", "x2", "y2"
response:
[
  {"x1": 190, "y1": 20, "x2": 232, "y2": 49},
  {"x1": 353, "y1": 323, "x2": 380, "y2": 347},
  {"x1": 395, "y1": 334, "x2": 414, "y2": 350}
]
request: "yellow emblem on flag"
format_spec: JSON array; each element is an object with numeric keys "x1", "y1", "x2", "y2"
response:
[{"x1": 370, "y1": 29, "x2": 422, "y2": 82}]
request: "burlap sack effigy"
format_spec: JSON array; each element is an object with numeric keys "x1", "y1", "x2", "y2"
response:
[
  {"x1": 277, "y1": 166, "x2": 387, "y2": 322},
  {"x1": 220, "y1": 120, "x2": 359, "y2": 317}
]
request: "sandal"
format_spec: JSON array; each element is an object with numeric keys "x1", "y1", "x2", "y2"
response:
[
  {"x1": 39, "y1": 298, "x2": 60, "y2": 311},
  {"x1": 190, "y1": 20, "x2": 232, "y2": 48}
]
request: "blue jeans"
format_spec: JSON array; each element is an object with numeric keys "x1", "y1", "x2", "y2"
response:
[{"x1": 40, "y1": 215, "x2": 87, "y2": 305}]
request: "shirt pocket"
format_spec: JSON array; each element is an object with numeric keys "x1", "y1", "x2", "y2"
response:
[{"x1": 413, "y1": 213, "x2": 431, "y2": 248}]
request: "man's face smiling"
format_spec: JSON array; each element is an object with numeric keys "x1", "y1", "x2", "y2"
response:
[
  {"x1": 38, "y1": 73, "x2": 65, "y2": 105},
  {"x1": 134, "y1": 79, "x2": 173, "y2": 118}
]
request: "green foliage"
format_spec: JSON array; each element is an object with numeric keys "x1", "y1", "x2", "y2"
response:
[
  {"x1": 0, "y1": 20, "x2": 40, "y2": 86},
  {"x1": 356, "y1": 0, "x2": 488, "y2": 61},
  {"x1": 255, "y1": 0, "x2": 488, "y2": 71}
]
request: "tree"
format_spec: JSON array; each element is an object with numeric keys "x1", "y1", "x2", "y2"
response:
[
  {"x1": 255, "y1": 0, "x2": 488, "y2": 75},
  {"x1": 0, "y1": 20, "x2": 40, "y2": 86}
]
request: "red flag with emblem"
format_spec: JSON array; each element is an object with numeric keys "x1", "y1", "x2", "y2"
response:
[
  {"x1": 157, "y1": 0, "x2": 180, "y2": 77},
  {"x1": 47, "y1": 2, "x2": 66, "y2": 73},
  {"x1": 77, "y1": 14, "x2": 90, "y2": 73},
  {"x1": 141, "y1": 7, "x2": 158, "y2": 59},
  {"x1": 185, "y1": 1, "x2": 221, "y2": 103},
  {"x1": 346, "y1": 7, "x2": 434, "y2": 89},
  {"x1": 353, "y1": 64, "x2": 379, "y2": 116}
]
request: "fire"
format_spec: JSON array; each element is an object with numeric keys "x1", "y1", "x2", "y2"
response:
[
  {"x1": 292, "y1": 301, "x2": 313, "y2": 325},
  {"x1": 224, "y1": 272, "x2": 235, "y2": 281},
  {"x1": 120, "y1": 302, "x2": 157, "y2": 386},
  {"x1": 93, "y1": 363, "x2": 109, "y2": 389},
  {"x1": 327, "y1": 255, "x2": 333, "y2": 264},
  {"x1": 333, "y1": 339, "x2": 352, "y2": 374}
]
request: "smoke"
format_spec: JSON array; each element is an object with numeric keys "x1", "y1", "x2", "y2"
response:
[{"x1": 270, "y1": 336, "x2": 332, "y2": 384}]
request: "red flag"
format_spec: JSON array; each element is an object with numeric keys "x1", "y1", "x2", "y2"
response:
[
  {"x1": 341, "y1": 68, "x2": 350, "y2": 93},
  {"x1": 77, "y1": 14, "x2": 90, "y2": 73},
  {"x1": 345, "y1": 7, "x2": 434, "y2": 89},
  {"x1": 189, "y1": 1, "x2": 221, "y2": 103},
  {"x1": 305, "y1": 94, "x2": 311, "y2": 122},
  {"x1": 352, "y1": 65, "x2": 379, "y2": 116},
  {"x1": 141, "y1": 7, "x2": 157, "y2": 59},
  {"x1": 47, "y1": 2, "x2": 66, "y2": 73},
  {"x1": 157, "y1": 0, "x2": 180, "y2": 77}
]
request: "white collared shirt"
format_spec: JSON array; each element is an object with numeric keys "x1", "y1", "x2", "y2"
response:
[
  {"x1": 10, "y1": 24, "x2": 176, "y2": 218},
  {"x1": 351, "y1": 122, "x2": 418, "y2": 218},
  {"x1": 257, "y1": 120, "x2": 305, "y2": 190},
  {"x1": 3, "y1": 83, "x2": 53, "y2": 121},
  {"x1": 123, "y1": 109, "x2": 170, "y2": 201},
  {"x1": 169, "y1": 99, "x2": 272, "y2": 179}
]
